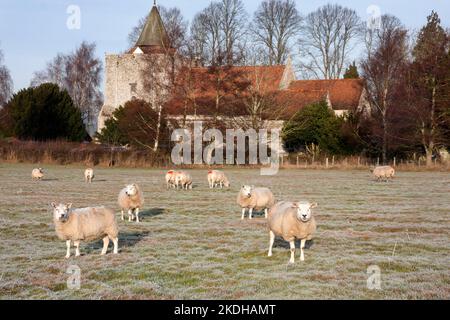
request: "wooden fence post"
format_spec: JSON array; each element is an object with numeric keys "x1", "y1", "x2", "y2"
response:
[
  {"x1": 326, "y1": 157, "x2": 329, "y2": 168},
  {"x1": 332, "y1": 155, "x2": 335, "y2": 167},
  {"x1": 393, "y1": 157, "x2": 396, "y2": 167}
]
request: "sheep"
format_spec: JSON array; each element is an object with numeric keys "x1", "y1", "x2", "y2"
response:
[
  {"x1": 236, "y1": 185, "x2": 275, "y2": 220},
  {"x1": 84, "y1": 168, "x2": 94, "y2": 183},
  {"x1": 207, "y1": 170, "x2": 230, "y2": 189},
  {"x1": 371, "y1": 165, "x2": 395, "y2": 182},
  {"x1": 165, "y1": 170, "x2": 177, "y2": 189},
  {"x1": 267, "y1": 201, "x2": 317, "y2": 263},
  {"x1": 118, "y1": 184, "x2": 144, "y2": 223},
  {"x1": 31, "y1": 168, "x2": 44, "y2": 180},
  {"x1": 51, "y1": 202, "x2": 119, "y2": 258},
  {"x1": 175, "y1": 171, "x2": 192, "y2": 190}
]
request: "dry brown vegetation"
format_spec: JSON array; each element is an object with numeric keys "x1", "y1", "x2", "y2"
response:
[{"x1": 0, "y1": 164, "x2": 448, "y2": 299}]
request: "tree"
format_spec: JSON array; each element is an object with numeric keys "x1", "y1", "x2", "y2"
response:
[
  {"x1": 97, "y1": 99, "x2": 171, "y2": 151},
  {"x1": 282, "y1": 100, "x2": 345, "y2": 154},
  {"x1": 3, "y1": 83, "x2": 87, "y2": 141},
  {"x1": 408, "y1": 11, "x2": 450, "y2": 166},
  {"x1": 251, "y1": 0, "x2": 301, "y2": 65},
  {"x1": 30, "y1": 42, "x2": 103, "y2": 136},
  {"x1": 299, "y1": 4, "x2": 361, "y2": 79},
  {"x1": 0, "y1": 48, "x2": 13, "y2": 107},
  {"x1": 361, "y1": 15, "x2": 409, "y2": 164},
  {"x1": 343, "y1": 61, "x2": 359, "y2": 79}
]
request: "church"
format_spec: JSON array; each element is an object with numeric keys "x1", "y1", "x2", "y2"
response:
[{"x1": 98, "y1": 3, "x2": 368, "y2": 133}]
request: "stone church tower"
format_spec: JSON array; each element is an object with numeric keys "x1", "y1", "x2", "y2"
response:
[{"x1": 98, "y1": 2, "x2": 173, "y2": 132}]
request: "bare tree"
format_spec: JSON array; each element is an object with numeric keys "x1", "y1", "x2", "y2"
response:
[
  {"x1": 0, "y1": 48, "x2": 13, "y2": 107},
  {"x1": 299, "y1": 4, "x2": 361, "y2": 79},
  {"x1": 31, "y1": 42, "x2": 103, "y2": 136},
  {"x1": 221, "y1": 0, "x2": 248, "y2": 65},
  {"x1": 251, "y1": 0, "x2": 301, "y2": 65},
  {"x1": 361, "y1": 15, "x2": 409, "y2": 164}
]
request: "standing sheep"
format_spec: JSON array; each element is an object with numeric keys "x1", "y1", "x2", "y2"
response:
[
  {"x1": 31, "y1": 168, "x2": 44, "y2": 180},
  {"x1": 207, "y1": 170, "x2": 230, "y2": 189},
  {"x1": 51, "y1": 202, "x2": 119, "y2": 258},
  {"x1": 237, "y1": 185, "x2": 275, "y2": 219},
  {"x1": 268, "y1": 201, "x2": 317, "y2": 263},
  {"x1": 118, "y1": 184, "x2": 144, "y2": 222},
  {"x1": 372, "y1": 166, "x2": 395, "y2": 182},
  {"x1": 84, "y1": 168, "x2": 94, "y2": 183},
  {"x1": 175, "y1": 171, "x2": 192, "y2": 190}
]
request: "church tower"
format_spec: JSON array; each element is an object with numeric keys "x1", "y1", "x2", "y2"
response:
[{"x1": 97, "y1": 2, "x2": 172, "y2": 132}]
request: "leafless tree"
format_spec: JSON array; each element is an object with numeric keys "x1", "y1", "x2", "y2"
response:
[
  {"x1": 251, "y1": 0, "x2": 301, "y2": 65},
  {"x1": 0, "y1": 48, "x2": 13, "y2": 107},
  {"x1": 31, "y1": 42, "x2": 103, "y2": 136},
  {"x1": 361, "y1": 15, "x2": 409, "y2": 164},
  {"x1": 298, "y1": 4, "x2": 361, "y2": 79}
]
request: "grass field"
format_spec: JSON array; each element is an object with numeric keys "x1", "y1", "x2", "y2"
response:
[{"x1": 0, "y1": 163, "x2": 449, "y2": 299}]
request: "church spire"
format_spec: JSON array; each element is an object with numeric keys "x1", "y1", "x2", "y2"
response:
[{"x1": 135, "y1": 2, "x2": 169, "y2": 48}]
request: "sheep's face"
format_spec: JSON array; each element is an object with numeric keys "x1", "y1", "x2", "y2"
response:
[
  {"x1": 293, "y1": 202, "x2": 317, "y2": 222},
  {"x1": 51, "y1": 203, "x2": 72, "y2": 222},
  {"x1": 125, "y1": 184, "x2": 138, "y2": 197},
  {"x1": 224, "y1": 180, "x2": 230, "y2": 188},
  {"x1": 241, "y1": 185, "x2": 252, "y2": 197}
]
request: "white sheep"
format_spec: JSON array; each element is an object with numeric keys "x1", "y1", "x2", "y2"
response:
[
  {"x1": 118, "y1": 184, "x2": 144, "y2": 223},
  {"x1": 31, "y1": 168, "x2": 44, "y2": 180},
  {"x1": 207, "y1": 170, "x2": 230, "y2": 189},
  {"x1": 51, "y1": 202, "x2": 119, "y2": 258},
  {"x1": 84, "y1": 168, "x2": 94, "y2": 183},
  {"x1": 268, "y1": 201, "x2": 317, "y2": 263},
  {"x1": 372, "y1": 166, "x2": 395, "y2": 182},
  {"x1": 236, "y1": 185, "x2": 275, "y2": 219},
  {"x1": 165, "y1": 170, "x2": 176, "y2": 189},
  {"x1": 175, "y1": 171, "x2": 192, "y2": 190}
]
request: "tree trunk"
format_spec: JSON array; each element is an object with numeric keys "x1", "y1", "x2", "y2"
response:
[{"x1": 153, "y1": 104, "x2": 162, "y2": 152}]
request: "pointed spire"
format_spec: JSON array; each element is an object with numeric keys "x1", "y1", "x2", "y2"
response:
[{"x1": 135, "y1": 3, "x2": 169, "y2": 48}]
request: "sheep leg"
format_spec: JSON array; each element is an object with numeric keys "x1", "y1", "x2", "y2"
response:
[
  {"x1": 121, "y1": 210, "x2": 124, "y2": 221},
  {"x1": 101, "y1": 236, "x2": 109, "y2": 255},
  {"x1": 135, "y1": 207, "x2": 140, "y2": 223},
  {"x1": 110, "y1": 236, "x2": 118, "y2": 254},
  {"x1": 241, "y1": 208, "x2": 246, "y2": 220},
  {"x1": 74, "y1": 241, "x2": 80, "y2": 257},
  {"x1": 249, "y1": 208, "x2": 253, "y2": 219},
  {"x1": 300, "y1": 239, "x2": 306, "y2": 261},
  {"x1": 264, "y1": 208, "x2": 268, "y2": 219},
  {"x1": 65, "y1": 240, "x2": 71, "y2": 259},
  {"x1": 268, "y1": 230, "x2": 275, "y2": 257},
  {"x1": 289, "y1": 241, "x2": 295, "y2": 264},
  {"x1": 128, "y1": 209, "x2": 133, "y2": 222}
]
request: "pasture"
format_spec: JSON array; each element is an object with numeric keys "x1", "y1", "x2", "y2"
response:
[{"x1": 0, "y1": 163, "x2": 449, "y2": 299}]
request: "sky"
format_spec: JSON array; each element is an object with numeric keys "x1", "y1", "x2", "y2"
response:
[{"x1": 0, "y1": 0, "x2": 449, "y2": 91}]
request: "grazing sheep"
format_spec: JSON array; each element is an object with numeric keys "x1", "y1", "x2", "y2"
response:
[
  {"x1": 31, "y1": 168, "x2": 44, "y2": 180},
  {"x1": 267, "y1": 201, "x2": 317, "y2": 263},
  {"x1": 207, "y1": 170, "x2": 230, "y2": 189},
  {"x1": 237, "y1": 185, "x2": 275, "y2": 219},
  {"x1": 372, "y1": 165, "x2": 395, "y2": 182},
  {"x1": 165, "y1": 170, "x2": 177, "y2": 189},
  {"x1": 84, "y1": 168, "x2": 94, "y2": 183},
  {"x1": 118, "y1": 184, "x2": 144, "y2": 223},
  {"x1": 175, "y1": 171, "x2": 192, "y2": 190},
  {"x1": 51, "y1": 203, "x2": 119, "y2": 258}
]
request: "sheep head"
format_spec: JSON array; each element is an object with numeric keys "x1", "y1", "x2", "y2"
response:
[
  {"x1": 51, "y1": 202, "x2": 72, "y2": 222},
  {"x1": 240, "y1": 185, "x2": 253, "y2": 198},
  {"x1": 125, "y1": 184, "x2": 138, "y2": 197},
  {"x1": 292, "y1": 202, "x2": 317, "y2": 222}
]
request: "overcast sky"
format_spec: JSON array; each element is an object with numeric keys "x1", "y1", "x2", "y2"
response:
[{"x1": 0, "y1": 0, "x2": 449, "y2": 91}]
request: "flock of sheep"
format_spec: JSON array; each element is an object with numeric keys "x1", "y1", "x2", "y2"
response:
[{"x1": 34, "y1": 165, "x2": 395, "y2": 264}]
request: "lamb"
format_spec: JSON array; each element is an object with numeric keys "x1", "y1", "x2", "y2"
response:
[
  {"x1": 51, "y1": 202, "x2": 119, "y2": 258},
  {"x1": 371, "y1": 165, "x2": 395, "y2": 182},
  {"x1": 84, "y1": 168, "x2": 94, "y2": 183},
  {"x1": 31, "y1": 168, "x2": 44, "y2": 180},
  {"x1": 118, "y1": 184, "x2": 144, "y2": 223},
  {"x1": 236, "y1": 185, "x2": 275, "y2": 219},
  {"x1": 175, "y1": 171, "x2": 192, "y2": 190},
  {"x1": 267, "y1": 201, "x2": 317, "y2": 263},
  {"x1": 207, "y1": 170, "x2": 230, "y2": 189},
  {"x1": 165, "y1": 170, "x2": 177, "y2": 189}
]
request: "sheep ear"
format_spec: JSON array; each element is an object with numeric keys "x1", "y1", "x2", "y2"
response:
[
  {"x1": 291, "y1": 202, "x2": 299, "y2": 208},
  {"x1": 51, "y1": 202, "x2": 57, "y2": 209},
  {"x1": 66, "y1": 203, "x2": 72, "y2": 209},
  {"x1": 310, "y1": 202, "x2": 318, "y2": 209}
]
